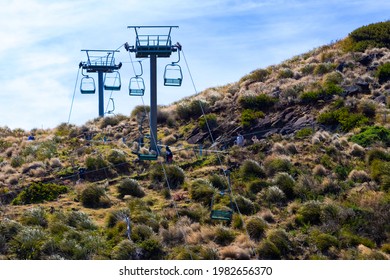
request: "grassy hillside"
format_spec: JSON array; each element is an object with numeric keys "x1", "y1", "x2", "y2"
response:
[{"x1": 1, "y1": 22, "x2": 390, "y2": 260}]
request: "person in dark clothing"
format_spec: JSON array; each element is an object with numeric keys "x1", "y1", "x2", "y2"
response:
[{"x1": 165, "y1": 146, "x2": 173, "y2": 163}]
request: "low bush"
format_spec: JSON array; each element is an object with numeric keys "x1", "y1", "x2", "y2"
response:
[
  {"x1": 317, "y1": 107, "x2": 369, "y2": 132},
  {"x1": 247, "y1": 179, "x2": 269, "y2": 194},
  {"x1": 266, "y1": 229, "x2": 292, "y2": 257},
  {"x1": 9, "y1": 227, "x2": 47, "y2": 259},
  {"x1": 12, "y1": 182, "x2": 67, "y2": 205},
  {"x1": 241, "y1": 68, "x2": 270, "y2": 82},
  {"x1": 376, "y1": 62, "x2": 390, "y2": 84},
  {"x1": 190, "y1": 179, "x2": 214, "y2": 206},
  {"x1": 296, "y1": 201, "x2": 322, "y2": 226},
  {"x1": 239, "y1": 94, "x2": 278, "y2": 111},
  {"x1": 350, "y1": 126, "x2": 390, "y2": 147},
  {"x1": 273, "y1": 172, "x2": 295, "y2": 199},
  {"x1": 240, "y1": 109, "x2": 265, "y2": 128},
  {"x1": 117, "y1": 178, "x2": 145, "y2": 198},
  {"x1": 263, "y1": 156, "x2": 292, "y2": 177},
  {"x1": 80, "y1": 185, "x2": 106, "y2": 208},
  {"x1": 150, "y1": 164, "x2": 185, "y2": 189},
  {"x1": 111, "y1": 239, "x2": 137, "y2": 260},
  {"x1": 310, "y1": 231, "x2": 339, "y2": 252},
  {"x1": 246, "y1": 216, "x2": 267, "y2": 240},
  {"x1": 209, "y1": 174, "x2": 228, "y2": 190},
  {"x1": 198, "y1": 114, "x2": 217, "y2": 131},
  {"x1": 107, "y1": 149, "x2": 127, "y2": 165},
  {"x1": 85, "y1": 155, "x2": 108, "y2": 170},
  {"x1": 214, "y1": 226, "x2": 236, "y2": 246},
  {"x1": 131, "y1": 224, "x2": 154, "y2": 243},
  {"x1": 257, "y1": 239, "x2": 280, "y2": 260},
  {"x1": 240, "y1": 159, "x2": 266, "y2": 180},
  {"x1": 341, "y1": 21, "x2": 390, "y2": 52},
  {"x1": 261, "y1": 186, "x2": 286, "y2": 205},
  {"x1": 234, "y1": 195, "x2": 256, "y2": 215},
  {"x1": 20, "y1": 207, "x2": 47, "y2": 227},
  {"x1": 176, "y1": 100, "x2": 208, "y2": 121}
]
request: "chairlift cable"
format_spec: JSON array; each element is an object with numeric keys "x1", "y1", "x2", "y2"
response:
[
  {"x1": 182, "y1": 49, "x2": 255, "y2": 254},
  {"x1": 67, "y1": 67, "x2": 81, "y2": 124},
  {"x1": 128, "y1": 50, "x2": 194, "y2": 260}
]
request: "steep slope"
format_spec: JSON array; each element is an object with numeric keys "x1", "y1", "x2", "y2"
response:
[{"x1": 0, "y1": 21, "x2": 390, "y2": 260}]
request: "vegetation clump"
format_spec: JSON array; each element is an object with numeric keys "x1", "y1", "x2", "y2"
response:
[{"x1": 12, "y1": 183, "x2": 67, "y2": 205}]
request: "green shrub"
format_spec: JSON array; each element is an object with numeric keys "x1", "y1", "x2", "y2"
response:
[
  {"x1": 107, "y1": 149, "x2": 126, "y2": 165},
  {"x1": 11, "y1": 156, "x2": 24, "y2": 168},
  {"x1": 278, "y1": 68, "x2": 294, "y2": 79},
  {"x1": 266, "y1": 229, "x2": 291, "y2": 256},
  {"x1": 376, "y1": 62, "x2": 390, "y2": 83},
  {"x1": 214, "y1": 226, "x2": 236, "y2": 246},
  {"x1": 234, "y1": 194, "x2": 255, "y2": 215},
  {"x1": 12, "y1": 182, "x2": 67, "y2": 205},
  {"x1": 9, "y1": 227, "x2": 47, "y2": 259},
  {"x1": 111, "y1": 239, "x2": 137, "y2": 260},
  {"x1": 323, "y1": 71, "x2": 343, "y2": 85},
  {"x1": 273, "y1": 172, "x2": 295, "y2": 199},
  {"x1": 131, "y1": 105, "x2": 150, "y2": 117},
  {"x1": 247, "y1": 179, "x2": 269, "y2": 194},
  {"x1": 240, "y1": 159, "x2": 266, "y2": 180},
  {"x1": 240, "y1": 109, "x2": 265, "y2": 128},
  {"x1": 318, "y1": 107, "x2": 369, "y2": 132},
  {"x1": 262, "y1": 186, "x2": 286, "y2": 205},
  {"x1": 300, "y1": 64, "x2": 316, "y2": 75},
  {"x1": 85, "y1": 155, "x2": 108, "y2": 170},
  {"x1": 80, "y1": 185, "x2": 106, "y2": 208},
  {"x1": 66, "y1": 211, "x2": 97, "y2": 230},
  {"x1": 117, "y1": 178, "x2": 145, "y2": 198},
  {"x1": 150, "y1": 164, "x2": 185, "y2": 189},
  {"x1": 199, "y1": 114, "x2": 217, "y2": 131},
  {"x1": 313, "y1": 63, "x2": 335, "y2": 75},
  {"x1": 264, "y1": 156, "x2": 292, "y2": 177},
  {"x1": 176, "y1": 100, "x2": 208, "y2": 121},
  {"x1": 246, "y1": 216, "x2": 267, "y2": 240},
  {"x1": 209, "y1": 174, "x2": 228, "y2": 190},
  {"x1": 100, "y1": 116, "x2": 121, "y2": 129},
  {"x1": 20, "y1": 207, "x2": 47, "y2": 227},
  {"x1": 257, "y1": 239, "x2": 280, "y2": 260},
  {"x1": 241, "y1": 68, "x2": 270, "y2": 82},
  {"x1": 190, "y1": 179, "x2": 214, "y2": 206},
  {"x1": 296, "y1": 201, "x2": 322, "y2": 225},
  {"x1": 131, "y1": 224, "x2": 153, "y2": 243},
  {"x1": 366, "y1": 148, "x2": 390, "y2": 165},
  {"x1": 342, "y1": 21, "x2": 390, "y2": 52},
  {"x1": 311, "y1": 231, "x2": 339, "y2": 252},
  {"x1": 295, "y1": 127, "x2": 314, "y2": 138},
  {"x1": 350, "y1": 126, "x2": 390, "y2": 147},
  {"x1": 239, "y1": 94, "x2": 277, "y2": 111},
  {"x1": 139, "y1": 238, "x2": 164, "y2": 259}
]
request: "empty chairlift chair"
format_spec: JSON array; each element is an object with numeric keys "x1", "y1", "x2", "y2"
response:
[
  {"x1": 129, "y1": 61, "x2": 146, "y2": 96},
  {"x1": 104, "y1": 71, "x2": 122, "y2": 91},
  {"x1": 164, "y1": 48, "x2": 183, "y2": 86},
  {"x1": 80, "y1": 75, "x2": 96, "y2": 94},
  {"x1": 164, "y1": 63, "x2": 183, "y2": 86}
]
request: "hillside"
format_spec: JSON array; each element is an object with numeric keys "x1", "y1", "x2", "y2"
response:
[{"x1": 1, "y1": 21, "x2": 390, "y2": 260}]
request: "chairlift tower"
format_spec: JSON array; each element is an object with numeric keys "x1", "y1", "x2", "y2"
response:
[
  {"x1": 126, "y1": 26, "x2": 181, "y2": 153},
  {"x1": 79, "y1": 49, "x2": 122, "y2": 117}
]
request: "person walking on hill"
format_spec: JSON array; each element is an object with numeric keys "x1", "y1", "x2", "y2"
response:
[{"x1": 165, "y1": 146, "x2": 173, "y2": 163}]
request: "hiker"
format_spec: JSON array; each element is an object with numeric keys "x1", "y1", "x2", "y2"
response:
[
  {"x1": 165, "y1": 146, "x2": 173, "y2": 163},
  {"x1": 235, "y1": 132, "x2": 244, "y2": 147}
]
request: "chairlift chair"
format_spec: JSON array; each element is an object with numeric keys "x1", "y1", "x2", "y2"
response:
[
  {"x1": 163, "y1": 47, "x2": 183, "y2": 86},
  {"x1": 104, "y1": 71, "x2": 122, "y2": 91},
  {"x1": 80, "y1": 67, "x2": 96, "y2": 94},
  {"x1": 129, "y1": 76, "x2": 145, "y2": 96},
  {"x1": 164, "y1": 63, "x2": 183, "y2": 86},
  {"x1": 129, "y1": 61, "x2": 146, "y2": 96}
]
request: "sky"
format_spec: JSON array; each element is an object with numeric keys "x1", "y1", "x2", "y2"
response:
[{"x1": 0, "y1": 0, "x2": 389, "y2": 130}]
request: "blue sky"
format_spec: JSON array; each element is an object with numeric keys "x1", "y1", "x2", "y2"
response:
[{"x1": 0, "y1": 0, "x2": 389, "y2": 130}]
